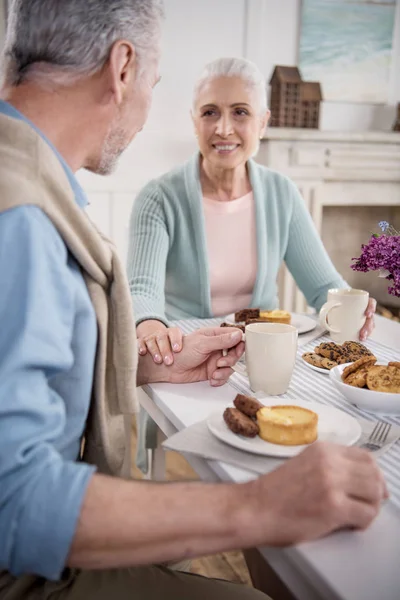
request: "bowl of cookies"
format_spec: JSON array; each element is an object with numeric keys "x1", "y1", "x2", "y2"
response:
[{"x1": 329, "y1": 357, "x2": 400, "y2": 415}]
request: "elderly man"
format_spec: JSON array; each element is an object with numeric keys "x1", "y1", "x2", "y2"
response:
[{"x1": 0, "y1": 1, "x2": 387, "y2": 599}]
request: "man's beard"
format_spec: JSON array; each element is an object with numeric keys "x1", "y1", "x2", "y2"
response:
[{"x1": 96, "y1": 121, "x2": 129, "y2": 176}]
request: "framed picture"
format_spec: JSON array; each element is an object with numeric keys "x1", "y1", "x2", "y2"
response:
[{"x1": 299, "y1": 0, "x2": 397, "y2": 104}]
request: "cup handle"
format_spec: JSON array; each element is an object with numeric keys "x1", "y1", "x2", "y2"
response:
[{"x1": 319, "y1": 301, "x2": 341, "y2": 334}]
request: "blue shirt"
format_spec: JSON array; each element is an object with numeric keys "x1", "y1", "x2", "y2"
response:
[{"x1": 0, "y1": 101, "x2": 97, "y2": 579}]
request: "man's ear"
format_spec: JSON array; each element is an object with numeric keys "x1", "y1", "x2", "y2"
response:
[{"x1": 108, "y1": 40, "x2": 137, "y2": 105}]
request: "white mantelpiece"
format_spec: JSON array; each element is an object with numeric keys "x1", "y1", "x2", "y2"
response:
[{"x1": 257, "y1": 128, "x2": 400, "y2": 313}]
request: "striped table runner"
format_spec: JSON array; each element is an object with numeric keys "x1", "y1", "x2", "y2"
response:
[{"x1": 174, "y1": 317, "x2": 400, "y2": 511}]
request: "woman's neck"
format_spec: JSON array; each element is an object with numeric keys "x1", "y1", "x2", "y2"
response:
[{"x1": 200, "y1": 157, "x2": 251, "y2": 202}]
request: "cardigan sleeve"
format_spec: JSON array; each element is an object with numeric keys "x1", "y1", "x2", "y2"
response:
[
  {"x1": 127, "y1": 182, "x2": 170, "y2": 326},
  {"x1": 284, "y1": 181, "x2": 348, "y2": 311}
]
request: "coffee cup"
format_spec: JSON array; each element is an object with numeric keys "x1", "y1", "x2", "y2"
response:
[
  {"x1": 242, "y1": 323, "x2": 298, "y2": 395},
  {"x1": 319, "y1": 288, "x2": 369, "y2": 344}
]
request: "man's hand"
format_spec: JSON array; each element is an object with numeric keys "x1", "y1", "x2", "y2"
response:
[
  {"x1": 240, "y1": 442, "x2": 387, "y2": 548},
  {"x1": 137, "y1": 327, "x2": 244, "y2": 387}
]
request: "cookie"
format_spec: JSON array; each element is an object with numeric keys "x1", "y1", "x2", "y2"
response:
[
  {"x1": 316, "y1": 342, "x2": 345, "y2": 362},
  {"x1": 342, "y1": 356, "x2": 377, "y2": 380},
  {"x1": 223, "y1": 407, "x2": 259, "y2": 437},
  {"x1": 233, "y1": 394, "x2": 264, "y2": 418},
  {"x1": 342, "y1": 341, "x2": 373, "y2": 357},
  {"x1": 344, "y1": 365, "x2": 371, "y2": 388},
  {"x1": 388, "y1": 362, "x2": 400, "y2": 370},
  {"x1": 234, "y1": 309, "x2": 259, "y2": 323},
  {"x1": 366, "y1": 366, "x2": 400, "y2": 394},
  {"x1": 302, "y1": 352, "x2": 337, "y2": 370}
]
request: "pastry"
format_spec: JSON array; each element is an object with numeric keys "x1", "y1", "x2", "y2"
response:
[
  {"x1": 342, "y1": 356, "x2": 377, "y2": 380},
  {"x1": 233, "y1": 394, "x2": 264, "y2": 418},
  {"x1": 366, "y1": 366, "x2": 400, "y2": 393},
  {"x1": 220, "y1": 322, "x2": 246, "y2": 333},
  {"x1": 223, "y1": 407, "x2": 259, "y2": 437},
  {"x1": 302, "y1": 352, "x2": 337, "y2": 370},
  {"x1": 234, "y1": 309, "x2": 259, "y2": 322},
  {"x1": 258, "y1": 309, "x2": 291, "y2": 324},
  {"x1": 257, "y1": 405, "x2": 318, "y2": 446}
]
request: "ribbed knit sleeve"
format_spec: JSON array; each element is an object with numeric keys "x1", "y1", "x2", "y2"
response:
[
  {"x1": 284, "y1": 180, "x2": 348, "y2": 311},
  {"x1": 127, "y1": 183, "x2": 170, "y2": 326}
]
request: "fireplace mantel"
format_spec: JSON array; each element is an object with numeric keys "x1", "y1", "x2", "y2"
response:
[{"x1": 257, "y1": 128, "x2": 400, "y2": 312}]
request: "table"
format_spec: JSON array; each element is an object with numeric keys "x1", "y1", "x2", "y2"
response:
[{"x1": 138, "y1": 315, "x2": 400, "y2": 600}]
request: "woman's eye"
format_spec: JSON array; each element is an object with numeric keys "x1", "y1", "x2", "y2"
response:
[
  {"x1": 235, "y1": 108, "x2": 249, "y2": 116},
  {"x1": 202, "y1": 110, "x2": 216, "y2": 117}
]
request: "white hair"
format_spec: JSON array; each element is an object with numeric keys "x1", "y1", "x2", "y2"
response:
[
  {"x1": 193, "y1": 57, "x2": 268, "y2": 113},
  {"x1": 1, "y1": 0, "x2": 164, "y2": 89}
]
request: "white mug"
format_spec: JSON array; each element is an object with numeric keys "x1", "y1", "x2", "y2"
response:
[
  {"x1": 242, "y1": 323, "x2": 298, "y2": 395},
  {"x1": 319, "y1": 288, "x2": 369, "y2": 344}
]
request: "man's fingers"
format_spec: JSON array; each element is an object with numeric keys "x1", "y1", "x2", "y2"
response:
[
  {"x1": 342, "y1": 498, "x2": 380, "y2": 531},
  {"x1": 210, "y1": 367, "x2": 233, "y2": 386},
  {"x1": 199, "y1": 329, "x2": 243, "y2": 354}
]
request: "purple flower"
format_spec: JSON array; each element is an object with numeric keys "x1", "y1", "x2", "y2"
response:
[
  {"x1": 379, "y1": 220, "x2": 390, "y2": 232},
  {"x1": 351, "y1": 234, "x2": 400, "y2": 297}
]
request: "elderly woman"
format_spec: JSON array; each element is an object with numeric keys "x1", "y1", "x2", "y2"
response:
[{"x1": 128, "y1": 57, "x2": 376, "y2": 369}]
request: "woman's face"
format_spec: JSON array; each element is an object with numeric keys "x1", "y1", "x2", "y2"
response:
[{"x1": 192, "y1": 76, "x2": 269, "y2": 170}]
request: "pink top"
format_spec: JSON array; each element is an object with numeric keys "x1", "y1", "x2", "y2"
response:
[{"x1": 203, "y1": 191, "x2": 257, "y2": 317}]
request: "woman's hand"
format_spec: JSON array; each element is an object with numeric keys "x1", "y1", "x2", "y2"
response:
[
  {"x1": 359, "y1": 297, "x2": 377, "y2": 342},
  {"x1": 136, "y1": 320, "x2": 183, "y2": 365}
]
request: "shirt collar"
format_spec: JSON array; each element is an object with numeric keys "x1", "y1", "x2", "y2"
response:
[{"x1": 0, "y1": 100, "x2": 88, "y2": 209}]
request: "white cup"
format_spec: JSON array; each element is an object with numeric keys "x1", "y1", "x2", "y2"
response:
[
  {"x1": 319, "y1": 288, "x2": 369, "y2": 344},
  {"x1": 243, "y1": 323, "x2": 298, "y2": 395}
]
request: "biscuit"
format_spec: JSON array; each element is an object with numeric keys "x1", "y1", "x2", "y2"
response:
[
  {"x1": 316, "y1": 342, "x2": 345, "y2": 362},
  {"x1": 234, "y1": 309, "x2": 259, "y2": 323},
  {"x1": 366, "y1": 366, "x2": 400, "y2": 393},
  {"x1": 302, "y1": 352, "x2": 337, "y2": 370},
  {"x1": 388, "y1": 362, "x2": 400, "y2": 370},
  {"x1": 342, "y1": 356, "x2": 377, "y2": 380},
  {"x1": 344, "y1": 366, "x2": 371, "y2": 388},
  {"x1": 233, "y1": 394, "x2": 264, "y2": 418},
  {"x1": 342, "y1": 341, "x2": 373, "y2": 357},
  {"x1": 223, "y1": 407, "x2": 259, "y2": 437}
]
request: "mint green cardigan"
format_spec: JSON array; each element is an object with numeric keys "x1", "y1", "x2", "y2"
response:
[{"x1": 127, "y1": 153, "x2": 347, "y2": 324}]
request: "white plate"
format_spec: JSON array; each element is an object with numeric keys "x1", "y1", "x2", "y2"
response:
[
  {"x1": 301, "y1": 358, "x2": 331, "y2": 376},
  {"x1": 224, "y1": 313, "x2": 317, "y2": 335},
  {"x1": 330, "y1": 363, "x2": 400, "y2": 415},
  {"x1": 207, "y1": 399, "x2": 361, "y2": 458}
]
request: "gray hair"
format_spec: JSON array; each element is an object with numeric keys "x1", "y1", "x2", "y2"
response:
[
  {"x1": 193, "y1": 57, "x2": 268, "y2": 114},
  {"x1": 1, "y1": 0, "x2": 164, "y2": 88}
]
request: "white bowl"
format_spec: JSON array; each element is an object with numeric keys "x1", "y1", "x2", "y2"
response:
[{"x1": 329, "y1": 363, "x2": 400, "y2": 415}]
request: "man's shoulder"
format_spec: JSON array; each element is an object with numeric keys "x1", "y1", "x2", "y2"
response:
[{"x1": 0, "y1": 205, "x2": 67, "y2": 259}]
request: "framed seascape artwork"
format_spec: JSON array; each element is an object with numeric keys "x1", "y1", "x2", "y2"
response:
[{"x1": 299, "y1": 0, "x2": 397, "y2": 104}]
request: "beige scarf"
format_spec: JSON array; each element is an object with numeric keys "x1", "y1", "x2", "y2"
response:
[{"x1": 0, "y1": 113, "x2": 138, "y2": 477}]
